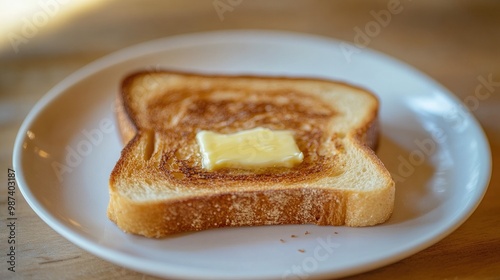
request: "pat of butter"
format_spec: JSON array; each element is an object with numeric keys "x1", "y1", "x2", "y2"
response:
[{"x1": 196, "y1": 127, "x2": 304, "y2": 170}]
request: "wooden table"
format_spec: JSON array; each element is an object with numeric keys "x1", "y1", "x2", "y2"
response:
[{"x1": 1, "y1": 1, "x2": 499, "y2": 279}]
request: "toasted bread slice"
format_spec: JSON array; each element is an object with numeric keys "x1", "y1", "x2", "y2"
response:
[{"x1": 108, "y1": 71, "x2": 395, "y2": 238}]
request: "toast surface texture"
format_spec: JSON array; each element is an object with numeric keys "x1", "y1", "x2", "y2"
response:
[{"x1": 108, "y1": 71, "x2": 395, "y2": 238}]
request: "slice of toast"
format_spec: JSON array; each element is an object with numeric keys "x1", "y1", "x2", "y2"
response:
[{"x1": 108, "y1": 71, "x2": 395, "y2": 238}]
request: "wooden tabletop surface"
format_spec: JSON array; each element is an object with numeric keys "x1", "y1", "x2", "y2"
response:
[{"x1": 1, "y1": 1, "x2": 499, "y2": 279}]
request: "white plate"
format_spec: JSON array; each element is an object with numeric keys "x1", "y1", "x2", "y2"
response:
[{"x1": 13, "y1": 30, "x2": 491, "y2": 279}]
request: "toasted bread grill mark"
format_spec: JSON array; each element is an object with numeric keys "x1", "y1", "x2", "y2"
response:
[
  {"x1": 137, "y1": 89, "x2": 342, "y2": 187},
  {"x1": 145, "y1": 89, "x2": 334, "y2": 131}
]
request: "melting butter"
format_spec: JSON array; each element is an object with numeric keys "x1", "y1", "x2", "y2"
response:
[{"x1": 196, "y1": 127, "x2": 303, "y2": 170}]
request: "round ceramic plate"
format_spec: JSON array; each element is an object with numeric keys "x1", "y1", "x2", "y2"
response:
[{"x1": 13, "y1": 30, "x2": 491, "y2": 279}]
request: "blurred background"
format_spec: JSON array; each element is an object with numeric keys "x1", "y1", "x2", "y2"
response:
[
  {"x1": 1, "y1": 0, "x2": 499, "y2": 279},
  {"x1": 1, "y1": 0, "x2": 499, "y2": 143}
]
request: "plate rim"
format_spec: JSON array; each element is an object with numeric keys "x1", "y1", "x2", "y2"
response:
[{"x1": 12, "y1": 29, "x2": 492, "y2": 279}]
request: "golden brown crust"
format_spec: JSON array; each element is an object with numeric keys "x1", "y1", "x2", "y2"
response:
[
  {"x1": 108, "y1": 188, "x2": 349, "y2": 238},
  {"x1": 108, "y1": 70, "x2": 395, "y2": 237}
]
